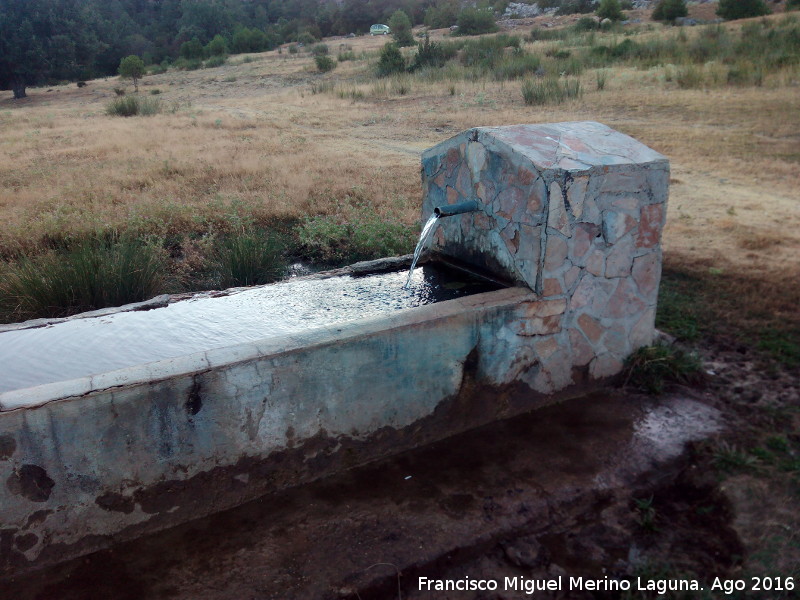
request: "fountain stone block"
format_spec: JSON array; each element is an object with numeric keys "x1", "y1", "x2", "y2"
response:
[{"x1": 421, "y1": 121, "x2": 669, "y2": 391}]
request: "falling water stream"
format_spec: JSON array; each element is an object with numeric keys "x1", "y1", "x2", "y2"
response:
[{"x1": 404, "y1": 214, "x2": 440, "y2": 289}]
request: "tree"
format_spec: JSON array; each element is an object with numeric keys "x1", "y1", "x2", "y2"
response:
[
  {"x1": 717, "y1": 0, "x2": 770, "y2": 20},
  {"x1": 596, "y1": 0, "x2": 624, "y2": 21},
  {"x1": 205, "y1": 34, "x2": 228, "y2": 56},
  {"x1": 0, "y1": 0, "x2": 105, "y2": 99},
  {"x1": 118, "y1": 55, "x2": 145, "y2": 91},
  {"x1": 652, "y1": 0, "x2": 688, "y2": 22},
  {"x1": 788, "y1": 0, "x2": 800, "y2": 10},
  {"x1": 388, "y1": 10, "x2": 415, "y2": 47}
]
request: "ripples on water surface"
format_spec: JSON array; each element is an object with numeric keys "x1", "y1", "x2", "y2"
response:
[{"x1": 0, "y1": 264, "x2": 500, "y2": 393}]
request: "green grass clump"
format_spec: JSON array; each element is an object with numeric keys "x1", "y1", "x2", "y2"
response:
[
  {"x1": 623, "y1": 342, "x2": 704, "y2": 395},
  {"x1": 295, "y1": 215, "x2": 416, "y2": 265},
  {"x1": 521, "y1": 77, "x2": 581, "y2": 105},
  {"x1": 315, "y1": 55, "x2": 337, "y2": 73},
  {"x1": 203, "y1": 55, "x2": 227, "y2": 68},
  {"x1": 214, "y1": 230, "x2": 287, "y2": 288},
  {"x1": 0, "y1": 238, "x2": 168, "y2": 322},
  {"x1": 106, "y1": 95, "x2": 162, "y2": 117}
]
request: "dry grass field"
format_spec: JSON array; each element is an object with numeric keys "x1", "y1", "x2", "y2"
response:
[{"x1": 0, "y1": 10, "x2": 798, "y2": 327}]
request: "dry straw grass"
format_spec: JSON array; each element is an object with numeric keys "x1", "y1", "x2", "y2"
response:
[{"x1": 1, "y1": 13, "x2": 798, "y2": 288}]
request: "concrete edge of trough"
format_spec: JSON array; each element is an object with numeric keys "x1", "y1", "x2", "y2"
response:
[{"x1": 0, "y1": 285, "x2": 534, "y2": 413}]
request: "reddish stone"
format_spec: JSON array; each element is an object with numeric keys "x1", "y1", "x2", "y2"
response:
[
  {"x1": 572, "y1": 223, "x2": 598, "y2": 260},
  {"x1": 543, "y1": 278, "x2": 563, "y2": 297},
  {"x1": 544, "y1": 235, "x2": 568, "y2": 272},
  {"x1": 585, "y1": 249, "x2": 605, "y2": 277},
  {"x1": 631, "y1": 252, "x2": 661, "y2": 298},
  {"x1": 604, "y1": 279, "x2": 646, "y2": 319},
  {"x1": 517, "y1": 167, "x2": 535, "y2": 186},
  {"x1": 444, "y1": 147, "x2": 460, "y2": 178},
  {"x1": 590, "y1": 353, "x2": 624, "y2": 379},
  {"x1": 446, "y1": 186, "x2": 459, "y2": 204},
  {"x1": 569, "y1": 328, "x2": 595, "y2": 367},
  {"x1": 577, "y1": 313, "x2": 603, "y2": 343},
  {"x1": 535, "y1": 337, "x2": 559, "y2": 360},
  {"x1": 564, "y1": 265, "x2": 581, "y2": 290},
  {"x1": 605, "y1": 236, "x2": 634, "y2": 278},
  {"x1": 522, "y1": 298, "x2": 567, "y2": 318},
  {"x1": 502, "y1": 226, "x2": 520, "y2": 254},
  {"x1": 513, "y1": 314, "x2": 562, "y2": 336},
  {"x1": 455, "y1": 163, "x2": 473, "y2": 197},
  {"x1": 474, "y1": 212, "x2": 496, "y2": 231},
  {"x1": 495, "y1": 186, "x2": 525, "y2": 221},
  {"x1": 637, "y1": 204, "x2": 664, "y2": 248}
]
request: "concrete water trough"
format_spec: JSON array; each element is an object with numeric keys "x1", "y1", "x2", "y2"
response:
[{"x1": 0, "y1": 121, "x2": 668, "y2": 575}]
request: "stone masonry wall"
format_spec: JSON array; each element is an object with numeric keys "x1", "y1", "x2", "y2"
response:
[{"x1": 421, "y1": 122, "x2": 669, "y2": 392}]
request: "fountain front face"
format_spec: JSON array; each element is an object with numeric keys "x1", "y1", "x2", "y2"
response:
[{"x1": 421, "y1": 121, "x2": 669, "y2": 386}]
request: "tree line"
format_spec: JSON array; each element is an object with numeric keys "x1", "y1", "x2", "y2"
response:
[{"x1": 0, "y1": 0, "x2": 464, "y2": 98}]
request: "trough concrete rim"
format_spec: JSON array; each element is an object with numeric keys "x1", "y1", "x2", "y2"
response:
[{"x1": 0, "y1": 285, "x2": 533, "y2": 413}]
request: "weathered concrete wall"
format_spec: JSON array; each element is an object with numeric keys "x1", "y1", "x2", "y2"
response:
[
  {"x1": 1, "y1": 287, "x2": 589, "y2": 574},
  {"x1": 421, "y1": 121, "x2": 669, "y2": 392},
  {"x1": 0, "y1": 122, "x2": 668, "y2": 575}
]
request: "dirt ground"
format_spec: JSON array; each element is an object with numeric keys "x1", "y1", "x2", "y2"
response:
[{"x1": 2, "y1": 390, "x2": 742, "y2": 600}]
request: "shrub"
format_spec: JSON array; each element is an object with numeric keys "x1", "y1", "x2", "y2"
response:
[
  {"x1": 312, "y1": 43, "x2": 329, "y2": 56},
  {"x1": 376, "y1": 42, "x2": 406, "y2": 76},
  {"x1": 622, "y1": 342, "x2": 703, "y2": 394},
  {"x1": 789, "y1": 0, "x2": 800, "y2": 11},
  {"x1": 410, "y1": 35, "x2": 450, "y2": 71},
  {"x1": 574, "y1": 16, "x2": 600, "y2": 31},
  {"x1": 389, "y1": 10, "x2": 416, "y2": 47},
  {"x1": 456, "y1": 7, "x2": 498, "y2": 35},
  {"x1": 717, "y1": 0, "x2": 770, "y2": 20},
  {"x1": 214, "y1": 230, "x2": 286, "y2": 288},
  {"x1": 652, "y1": 0, "x2": 688, "y2": 22},
  {"x1": 0, "y1": 239, "x2": 168, "y2": 321},
  {"x1": 521, "y1": 77, "x2": 581, "y2": 104},
  {"x1": 597, "y1": 0, "x2": 624, "y2": 21},
  {"x1": 295, "y1": 215, "x2": 416, "y2": 265},
  {"x1": 106, "y1": 95, "x2": 162, "y2": 116},
  {"x1": 315, "y1": 55, "x2": 337, "y2": 73},
  {"x1": 297, "y1": 31, "x2": 317, "y2": 45},
  {"x1": 492, "y1": 53, "x2": 541, "y2": 80},
  {"x1": 204, "y1": 55, "x2": 226, "y2": 68},
  {"x1": 425, "y1": 2, "x2": 459, "y2": 28}
]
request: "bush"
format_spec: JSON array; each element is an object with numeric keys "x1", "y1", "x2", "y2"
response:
[
  {"x1": 0, "y1": 239, "x2": 168, "y2": 321},
  {"x1": 214, "y1": 230, "x2": 286, "y2": 288},
  {"x1": 521, "y1": 77, "x2": 581, "y2": 104},
  {"x1": 717, "y1": 0, "x2": 770, "y2": 20},
  {"x1": 410, "y1": 35, "x2": 450, "y2": 71},
  {"x1": 295, "y1": 215, "x2": 415, "y2": 265},
  {"x1": 389, "y1": 10, "x2": 415, "y2": 47},
  {"x1": 311, "y1": 43, "x2": 329, "y2": 56},
  {"x1": 456, "y1": 7, "x2": 498, "y2": 35},
  {"x1": 204, "y1": 55, "x2": 226, "y2": 68},
  {"x1": 789, "y1": 0, "x2": 800, "y2": 11},
  {"x1": 652, "y1": 0, "x2": 688, "y2": 22},
  {"x1": 597, "y1": 0, "x2": 624, "y2": 21},
  {"x1": 622, "y1": 343, "x2": 703, "y2": 394},
  {"x1": 315, "y1": 55, "x2": 337, "y2": 73},
  {"x1": 574, "y1": 16, "x2": 600, "y2": 31},
  {"x1": 376, "y1": 42, "x2": 406, "y2": 76},
  {"x1": 106, "y1": 95, "x2": 162, "y2": 116}
]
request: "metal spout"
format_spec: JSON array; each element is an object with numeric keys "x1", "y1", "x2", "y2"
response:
[{"x1": 434, "y1": 200, "x2": 480, "y2": 218}]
